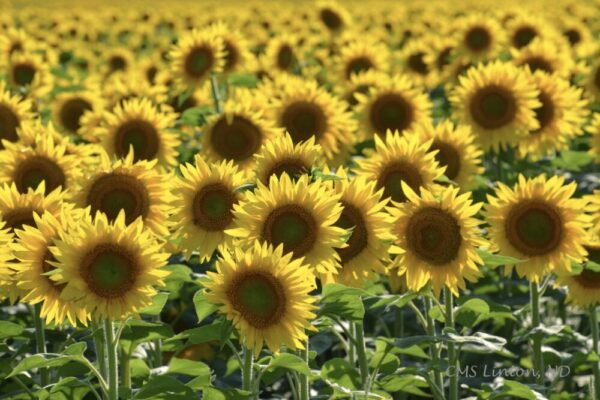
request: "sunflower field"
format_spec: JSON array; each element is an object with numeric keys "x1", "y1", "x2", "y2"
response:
[{"x1": 3, "y1": 0, "x2": 600, "y2": 399}]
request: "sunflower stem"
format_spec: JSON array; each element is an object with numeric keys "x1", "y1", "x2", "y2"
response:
[
  {"x1": 242, "y1": 347, "x2": 254, "y2": 394},
  {"x1": 299, "y1": 346, "x2": 310, "y2": 400},
  {"x1": 210, "y1": 74, "x2": 222, "y2": 113},
  {"x1": 589, "y1": 306, "x2": 600, "y2": 399},
  {"x1": 424, "y1": 297, "x2": 444, "y2": 397},
  {"x1": 103, "y1": 319, "x2": 118, "y2": 400},
  {"x1": 31, "y1": 304, "x2": 49, "y2": 387},
  {"x1": 353, "y1": 321, "x2": 369, "y2": 389},
  {"x1": 530, "y1": 281, "x2": 545, "y2": 387},
  {"x1": 444, "y1": 288, "x2": 458, "y2": 400},
  {"x1": 92, "y1": 321, "x2": 107, "y2": 379},
  {"x1": 121, "y1": 347, "x2": 132, "y2": 392}
]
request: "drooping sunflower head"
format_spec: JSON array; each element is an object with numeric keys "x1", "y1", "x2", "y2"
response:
[
  {"x1": 52, "y1": 89, "x2": 104, "y2": 135},
  {"x1": 407, "y1": 120, "x2": 484, "y2": 191},
  {"x1": 98, "y1": 97, "x2": 180, "y2": 168},
  {"x1": 449, "y1": 61, "x2": 540, "y2": 152},
  {"x1": 321, "y1": 169, "x2": 395, "y2": 288},
  {"x1": 11, "y1": 211, "x2": 89, "y2": 326},
  {"x1": 254, "y1": 132, "x2": 324, "y2": 185},
  {"x1": 202, "y1": 96, "x2": 280, "y2": 172},
  {"x1": 204, "y1": 241, "x2": 316, "y2": 355},
  {"x1": 390, "y1": 183, "x2": 487, "y2": 297},
  {"x1": 484, "y1": 174, "x2": 589, "y2": 283},
  {"x1": 356, "y1": 131, "x2": 445, "y2": 204},
  {"x1": 75, "y1": 150, "x2": 172, "y2": 237},
  {"x1": 227, "y1": 174, "x2": 347, "y2": 276},
  {"x1": 169, "y1": 28, "x2": 226, "y2": 88},
  {"x1": 356, "y1": 75, "x2": 432, "y2": 139},
  {"x1": 0, "y1": 129, "x2": 83, "y2": 197},
  {"x1": 171, "y1": 156, "x2": 246, "y2": 261},
  {"x1": 0, "y1": 182, "x2": 66, "y2": 234},
  {"x1": 516, "y1": 71, "x2": 588, "y2": 160},
  {"x1": 51, "y1": 210, "x2": 170, "y2": 321},
  {"x1": 0, "y1": 81, "x2": 34, "y2": 150},
  {"x1": 272, "y1": 78, "x2": 356, "y2": 164}
]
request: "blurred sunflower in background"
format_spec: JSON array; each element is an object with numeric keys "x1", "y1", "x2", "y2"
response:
[
  {"x1": 555, "y1": 235, "x2": 600, "y2": 308},
  {"x1": 0, "y1": 183, "x2": 66, "y2": 233},
  {"x1": 0, "y1": 81, "x2": 34, "y2": 150}
]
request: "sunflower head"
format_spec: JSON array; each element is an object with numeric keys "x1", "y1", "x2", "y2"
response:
[
  {"x1": 0, "y1": 81, "x2": 34, "y2": 150},
  {"x1": 204, "y1": 241, "x2": 316, "y2": 355}
]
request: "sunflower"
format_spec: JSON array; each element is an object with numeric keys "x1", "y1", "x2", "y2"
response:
[
  {"x1": 254, "y1": 132, "x2": 323, "y2": 185},
  {"x1": 356, "y1": 131, "x2": 445, "y2": 204},
  {"x1": 355, "y1": 74, "x2": 432, "y2": 139},
  {"x1": 505, "y1": 14, "x2": 554, "y2": 50},
  {"x1": 169, "y1": 28, "x2": 226, "y2": 88},
  {"x1": 0, "y1": 28, "x2": 35, "y2": 66},
  {"x1": 270, "y1": 78, "x2": 356, "y2": 163},
  {"x1": 7, "y1": 52, "x2": 53, "y2": 99},
  {"x1": 12, "y1": 211, "x2": 89, "y2": 326},
  {"x1": 484, "y1": 174, "x2": 589, "y2": 282},
  {"x1": 100, "y1": 47, "x2": 134, "y2": 77},
  {"x1": 337, "y1": 70, "x2": 387, "y2": 110},
  {"x1": 321, "y1": 169, "x2": 395, "y2": 288},
  {"x1": 334, "y1": 39, "x2": 390, "y2": 82},
  {"x1": 510, "y1": 39, "x2": 573, "y2": 79},
  {"x1": 168, "y1": 83, "x2": 212, "y2": 116},
  {"x1": 449, "y1": 61, "x2": 540, "y2": 152},
  {"x1": 398, "y1": 39, "x2": 435, "y2": 88},
  {"x1": 583, "y1": 60, "x2": 600, "y2": 103},
  {"x1": 516, "y1": 71, "x2": 588, "y2": 160},
  {"x1": 201, "y1": 96, "x2": 280, "y2": 172},
  {"x1": 408, "y1": 120, "x2": 484, "y2": 191},
  {"x1": 316, "y1": 0, "x2": 351, "y2": 34},
  {"x1": 204, "y1": 241, "x2": 316, "y2": 355},
  {"x1": 260, "y1": 34, "x2": 302, "y2": 75},
  {"x1": 0, "y1": 132, "x2": 82, "y2": 196},
  {"x1": 209, "y1": 21, "x2": 254, "y2": 74},
  {"x1": 0, "y1": 81, "x2": 34, "y2": 150},
  {"x1": 171, "y1": 156, "x2": 246, "y2": 261},
  {"x1": 555, "y1": 237, "x2": 600, "y2": 308},
  {"x1": 389, "y1": 184, "x2": 486, "y2": 296},
  {"x1": 453, "y1": 14, "x2": 505, "y2": 62},
  {"x1": 0, "y1": 182, "x2": 66, "y2": 234},
  {"x1": 51, "y1": 211, "x2": 170, "y2": 321},
  {"x1": 52, "y1": 89, "x2": 105, "y2": 135},
  {"x1": 74, "y1": 150, "x2": 172, "y2": 237},
  {"x1": 561, "y1": 18, "x2": 596, "y2": 58},
  {"x1": 227, "y1": 174, "x2": 346, "y2": 276},
  {"x1": 97, "y1": 98, "x2": 180, "y2": 168}
]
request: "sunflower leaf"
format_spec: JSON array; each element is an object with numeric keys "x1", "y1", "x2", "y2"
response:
[
  {"x1": 227, "y1": 73, "x2": 258, "y2": 88},
  {"x1": 477, "y1": 249, "x2": 525, "y2": 267},
  {"x1": 193, "y1": 289, "x2": 219, "y2": 323},
  {"x1": 0, "y1": 321, "x2": 24, "y2": 340}
]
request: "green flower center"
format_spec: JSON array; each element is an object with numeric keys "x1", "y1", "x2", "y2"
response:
[
  {"x1": 87, "y1": 173, "x2": 149, "y2": 225},
  {"x1": 470, "y1": 85, "x2": 516, "y2": 129},
  {"x1": 82, "y1": 243, "x2": 138, "y2": 298},
  {"x1": 506, "y1": 200, "x2": 562, "y2": 256},
  {"x1": 370, "y1": 93, "x2": 414, "y2": 136},
  {"x1": 281, "y1": 101, "x2": 327, "y2": 143},
  {"x1": 210, "y1": 116, "x2": 262, "y2": 161},
  {"x1": 14, "y1": 155, "x2": 66, "y2": 194},
  {"x1": 377, "y1": 161, "x2": 423, "y2": 203},
  {"x1": 262, "y1": 204, "x2": 317, "y2": 257},
  {"x1": 60, "y1": 98, "x2": 93, "y2": 133},
  {"x1": 465, "y1": 26, "x2": 491, "y2": 52},
  {"x1": 114, "y1": 119, "x2": 160, "y2": 162},
  {"x1": 192, "y1": 183, "x2": 236, "y2": 231},
  {"x1": 406, "y1": 207, "x2": 462, "y2": 265},
  {"x1": 184, "y1": 46, "x2": 214, "y2": 78}
]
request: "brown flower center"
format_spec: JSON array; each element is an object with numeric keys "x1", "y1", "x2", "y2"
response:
[
  {"x1": 3, "y1": 207, "x2": 37, "y2": 232},
  {"x1": 264, "y1": 158, "x2": 308, "y2": 183},
  {"x1": 436, "y1": 47, "x2": 452, "y2": 70},
  {"x1": 320, "y1": 8, "x2": 342, "y2": 31},
  {"x1": 430, "y1": 140, "x2": 460, "y2": 180},
  {"x1": 14, "y1": 155, "x2": 66, "y2": 194},
  {"x1": 564, "y1": 29, "x2": 581, "y2": 46},
  {"x1": 335, "y1": 201, "x2": 368, "y2": 263},
  {"x1": 376, "y1": 161, "x2": 423, "y2": 203},
  {"x1": 523, "y1": 57, "x2": 553, "y2": 74},
  {"x1": 0, "y1": 104, "x2": 20, "y2": 149},
  {"x1": 42, "y1": 247, "x2": 67, "y2": 293},
  {"x1": 573, "y1": 269, "x2": 600, "y2": 289},
  {"x1": 210, "y1": 115, "x2": 262, "y2": 161},
  {"x1": 12, "y1": 63, "x2": 36, "y2": 86},
  {"x1": 192, "y1": 183, "x2": 236, "y2": 231},
  {"x1": 512, "y1": 26, "x2": 537, "y2": 48},
  {"x1": 184, "y1": 46, "x2": 214, "y2": 78},
  {"x1": 109, "y1": 56, "x2": 126, "y2": 73},
  {"x1": 345, "y1": 56, "x2": 373, "y2": 79},
  {"x1": 262, "y1": 204, "x2": 317, "y2": 257},
  {"x1": 281, "y1": 101, "x2": 327, "y2": 143},
  {"x1": 60, "y1": 98, "x2": 93, "y2": 133},
  {"x1": 277, "y1": 45, "x2": 295, "y2": 70},
  {"x1": 465, "y1": 26, "x2": 491, "y2": 52},
  {"x1": 81, "y1": 243, "x2": 139, "y2": 299},
  {"x1": 469, "y1": 85, "x2": 517, "y2": 129},
  {"x1": 370, "y1": 93, "x2": 414, "y2": 136},
  {"x1": 114, "y1": 119, "x2": 160, "y2": 161},
  {"x1": 407, "y1": 52, "x2": 428, "y2": 75},
  {"x1": 505, "y1": 200, "x2": 562, "y2": 256},
  {"x1": 406, "y1": 207, "x2": 462, "y2": 265},
  {"x1": 227, "y1": 270, "x2": 286, "y2": 329},
  {"x1": 87, "y1": 173, "x2": 150, "y2": 225},
  {"x1": 532, "y1": 91, "x2": 554, "y2": 134}
]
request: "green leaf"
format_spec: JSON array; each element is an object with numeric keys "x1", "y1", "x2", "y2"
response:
[
  {"x1": 490, "y1": 380, "x2": 542, "y2": 400},
  {"x1": 379, "y1": 374, "x2": 430, "y2": 396},
  {"x1": 193, "y1": 290, "x2": 218, "y2": 323},
  {"x1": 168, "y1": 357, "x2": 211, "y2": 384},
  {"x1": 130, "y1": 358, "x2": 150, "y2": 379},
  {"x1": 455, "y1": 298, "x2": 490, "y2": 327},
  {"x1": 0, "y1": 321, "x2": 24, "y2": 340},
  {"x1": 140, "y1": 293, "x2": 169, "y2": 315},
  {"x1": 552, "y1": 150, "x2": 593, "y2": 171},
  {"x1": 319, "y1": 296, "x2": 365, "y2": 321},
  {"x1": 119, "y1": 320, "x2": 174, "y2": 346},
  {"x1": 133, "y1": 375, "x2": 196, "y2": 399},
  {"x1": 266, "y1": 353, "x2": 314, "y2": 377},
  {"x1": 8, "y1": 354, "x2": 89, "y2": 378},
  {"x1": 321, "y1": 358, "x2": 361, "y2": 390},
  {"x1": 366, "y1": 292, "x2": 417, "y2": 311},
  {"x1": 477, "y1": 249, "x2": 525, "y2": 267},
  {"x1": 46, "y1": 377, "x2": 92, "y2": 400},
  {"x1": 200, "y1": 387, "x2": 253, "y2": 400},
  {"x1": 227, "y1": 73, "x2": 258, "y2": 88},
  {"x1": 63, "y1": 342, "x2": 87, "y2": 356},
  {"x1": 165, "y1": 264, "x2": 194, "y2": 283},
  {"x1": 369, "y1": 352, "x2": 399, "y2": 375},
  {"x1": 179, "y1": 106, "x2": 213, "y2": 126},
  {"x1": 322, "y1": 284, "x2": 369, "y2": 301},
  {"x1": 167, "y1": 321, "x2": 230, "y2": 345}
]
